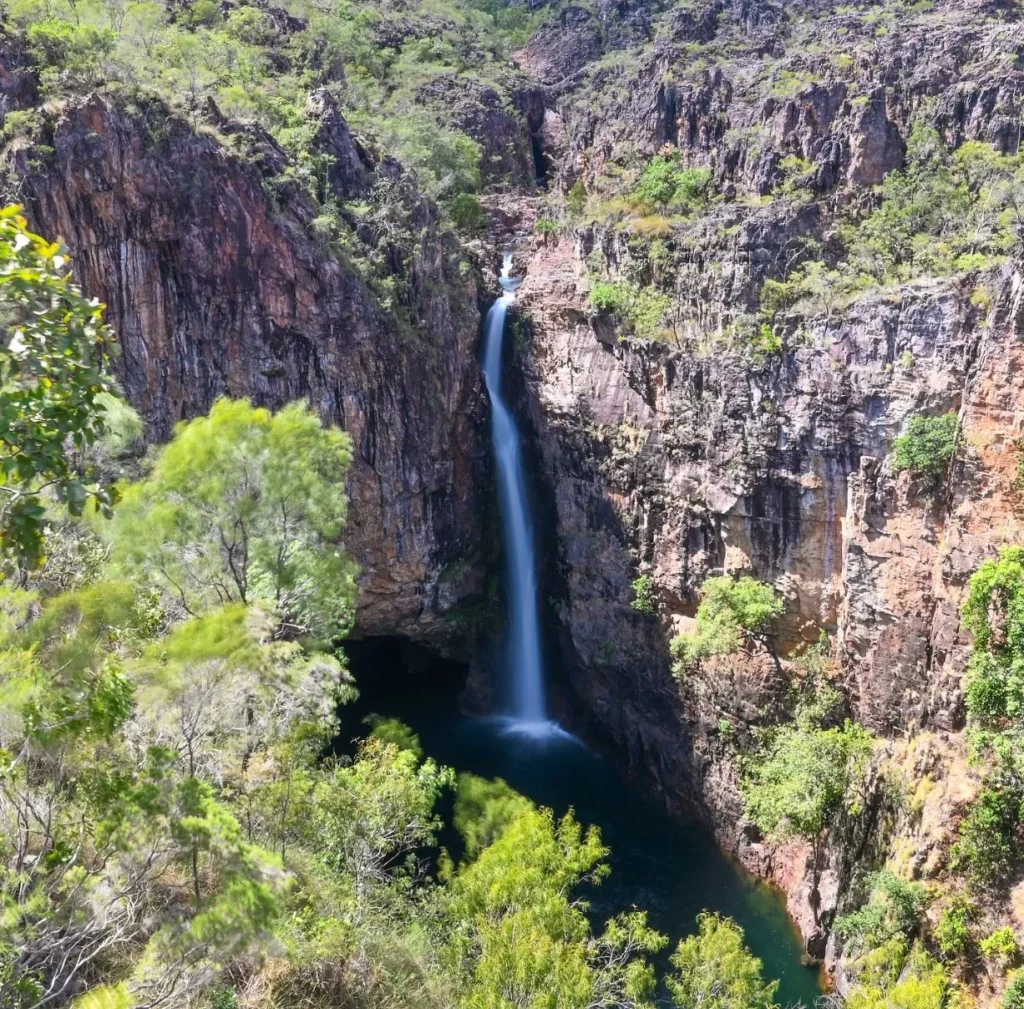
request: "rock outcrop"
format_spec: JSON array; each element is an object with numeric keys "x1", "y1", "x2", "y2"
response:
[{"x1": 8, "y1": 93, "x2": 493, "y2": 649}]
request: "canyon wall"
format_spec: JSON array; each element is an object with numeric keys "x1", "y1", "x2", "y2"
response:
[{"x1": 4, "y1": 93, "x2": 493, "y2": 650}]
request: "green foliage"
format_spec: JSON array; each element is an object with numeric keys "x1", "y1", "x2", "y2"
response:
[
  {"x1": 844, "y1": 944, "x2": 950, "y2": 1009},
  {"x1": 671, "y1": 575, "x2": 783, "y2": 671},
  {"x1": 891, "y1": 413, "x2": 959, "y2": 479},
  {"x1": 381, "y1": 112, "x2": 482, "y2": 198},
  {"x1": 443, "y1": 805, "x2": 667, "y2": 1009},
  {"x1": 981, "y1": 927, "x2": 1019, "y2": 965},
  {"x1": 742, "y1": 700, "x2": 873, "y2": 869},
  {"x1": 962, "y1": 547, "x2": 1024, "y2": 729},
  {"x1": 309, "y1": 736, "x2": 453, "y2": 898},
  {"x1": 630, "y1": 574, "x2": 656, "y2": 615},
  {"x1": 364, "y1": 714, "x2": 425, "y2": 758},
  {"x1": 454, "y1": 773, "x2": 532, "y2": 860},
  {"x1": 933, "y1": 895, "x2": 976, "y2": 960},
  {"x1": 835, "y1": 870, "x2": 930, "y2": 948},
  {"x1": 667, "y1": 913, "x2": 780, "y2": 1009},
  {"x1": 567, "y1": 179, "x2": 587, "y2": 216},
  {"x1": 949, "y1": 765, "x2": 1024, "y2": 884},
  {"x1": 1006, "y1": 970, "x2": 1024, "y2": 1009},
  {"x1": 589, "y1": 280, "x2": 672, "y2": 341},
  {"x1": 107, "y1": 398, "x2": 358, "y2": 640},
  {"x1": 0, "y1": 206, "x2": 121, "y2": 570},
  {"x1": 448, "y1": 193, "x2": 488, "y2": 233},
  {"x1": 635, "y1": 149, "x2": 713, "y2": 213},
  {"x1": 847, "y1": 128, "x2": 1024, "y2": 284}
]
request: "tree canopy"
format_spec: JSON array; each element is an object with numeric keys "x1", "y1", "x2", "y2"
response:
[
  {"x1": 0, "y1": 206, "x2": 120, "y2": 570},
  {"x1": 107, "y1": 397, "x2": 358, "y2": 641}
]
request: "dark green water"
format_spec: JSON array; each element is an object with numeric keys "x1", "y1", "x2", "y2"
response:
[{"x1": 343, "y1": 642, "x2": 823, "y2": 1008}]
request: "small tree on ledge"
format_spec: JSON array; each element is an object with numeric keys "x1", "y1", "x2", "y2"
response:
[{"x1": 670, "y1": 574, "x2": 784, "y2": 675}]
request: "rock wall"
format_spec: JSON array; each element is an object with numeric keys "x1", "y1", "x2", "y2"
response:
[
  {"x1": 6, "y1": 93, "x2": 493, "y2": 649},
  {"x1": 511, "y1": 227, "x2": 1024, "y2": 957}
]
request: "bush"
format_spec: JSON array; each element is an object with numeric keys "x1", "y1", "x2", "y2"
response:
[
  {"x1": 1006, "y1": 970, "x2": 1024, "y2": 1009},
  {"x1": 635, "y1": 149, "x2": 713, "y2": 213},
  {"x1": 631, "y1": 575, "x2": 656, "y2": 616},
  {"x1": 981, "y1": 927, "x2": 1019, "y2": 965},
  {"x1": 667, "y1": 913, "x2": 780, "y2": 1009},
  {"x1": 671, "y1": 575, "x2": 783, "y2": 670},
  {"x1": 934, "y1": 895, "x2": 976, "y2": 960},
  {"x1": 950, "y1": 776, "x2": 1023, "y2": 883},
  {"x1": 567, "y1": 179, "x2": 587, "y2": 216},
  {"x1": 447, "y1": 193, "x2": 487, "y2": 233},
  {"x1": 891, "y1": 413, "x2": 959, "y2": 478},
  {"x1": 742, "y1": 715, "x2": 874, "y2": 910},
  {"x1": 962, "y1": 547, "x2": 1024, "y2": 728},
  {"x1": 835, "y1": 870, "x2": 930, "y2": 948},
  {"x1": 589, "y1": 279, "x2": 672, "y2": 340}
]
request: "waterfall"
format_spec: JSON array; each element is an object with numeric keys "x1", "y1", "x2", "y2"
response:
[{"x1": 481, "y1": 253, "x2": 548, "y2": 726}]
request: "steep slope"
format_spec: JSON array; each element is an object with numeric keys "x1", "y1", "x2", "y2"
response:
[{"x1": 497, "y1": 0, "x2": 1024, "y2": 985}]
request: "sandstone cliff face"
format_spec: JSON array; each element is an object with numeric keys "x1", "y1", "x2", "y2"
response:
[
  {"x1": 495, "y1": 0, "x2": 1024, "y2": 960},
  {"x1": 6, "y1": 93, "x2": 492, "y2": 649},
  {"x1": 513, "y1": 229, "x2": 1024, "y2": 951}
]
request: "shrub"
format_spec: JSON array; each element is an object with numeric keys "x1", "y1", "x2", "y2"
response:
[
  {"x1": 981, "y1": 927, "x2": 1020, "y2": 965},
  {"x1": 962, "y1": 547, "x2": 1024, "y2": 729},
  {"x1": 635, "y1": 148, "x2": 713, "y2": 213},
  {"x1": 589, "y1": 279, "x2": 672, "y2": 340},
  {"x1": 567, "y1": 179, "x2": 587, "y2": 216},
  {"x1": 1005, "y1": 970, "x2": 1024, "y2": 1009},
  {"x1": 631, "y1": 575, "x2": 656, "y2": 615},
  {"x1": 950, "y1": 776, "x2": 1023, "y2": 883},
  {"x1": 743, "y1": 717, "x2": 874, "y2": 910},
  {"x1": 671, "y1": 575, "x2": 783, "y2": 670},
  {"x1": 667, "y1": 913, "x2": 780, "y2": 1009},
  {"x1": 891, "y1": 413, "x2": 959, "y2": 478},
  {"x1": 447, "y1": 193, "x2": 487, "y2": 233},
  {"x1": 934, "y1": 895, "x2": 976, "y2": 960},
  {"x1": 835, "y1": 870, "x2": 930, "y2": 948}
]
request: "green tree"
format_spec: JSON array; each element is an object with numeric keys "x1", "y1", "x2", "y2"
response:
[
  {"x1": 446, "y1": 806, "x2": 666, "y2": 1009},
  {"x1": 635, "y1": 149, "x2": 712, "y2": 213},
  {"x1": 454, "y1": 773, "x2": 532, "y2": 860},
  {"x1": 891, "y1": 413, "x2": 959, "y2": 480},
  {"x1": 0, "y1": 206, "x2": 121, "y2": 570},
  {"x1": 671, "y1": 575, "x2": 784, "y2": 671},
  {"x1": 835, "y1": 870, "x2": 930, "y2": 949},
  {"x1": 309, "y1": 737, "x2": 453, "y2": 911},
  {"x1": 107, "y1": 398, "x2": 358, "y2": 639},
  {"x1": 667, "y1": 913, "x2": 779, "y2": 1009},
  {"x1": 742, "y1": 710, "x2": 873, "y2": 921}
]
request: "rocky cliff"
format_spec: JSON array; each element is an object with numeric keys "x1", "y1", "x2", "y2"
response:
[
  {"x1": 3, "y1": 91, "x2": 493, "y2": 649},
  {"x1": 499, "y1": 0, "x2": 1024, "y2": 971}
]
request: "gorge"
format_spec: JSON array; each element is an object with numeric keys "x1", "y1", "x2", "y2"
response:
[{"x1": 4, "y1": 0, "x2": 1024, "y2": 1006}]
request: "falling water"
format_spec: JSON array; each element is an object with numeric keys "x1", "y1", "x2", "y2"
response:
[{"x1": 481, "y1": 253, "x2": 548, "y2": 727}]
